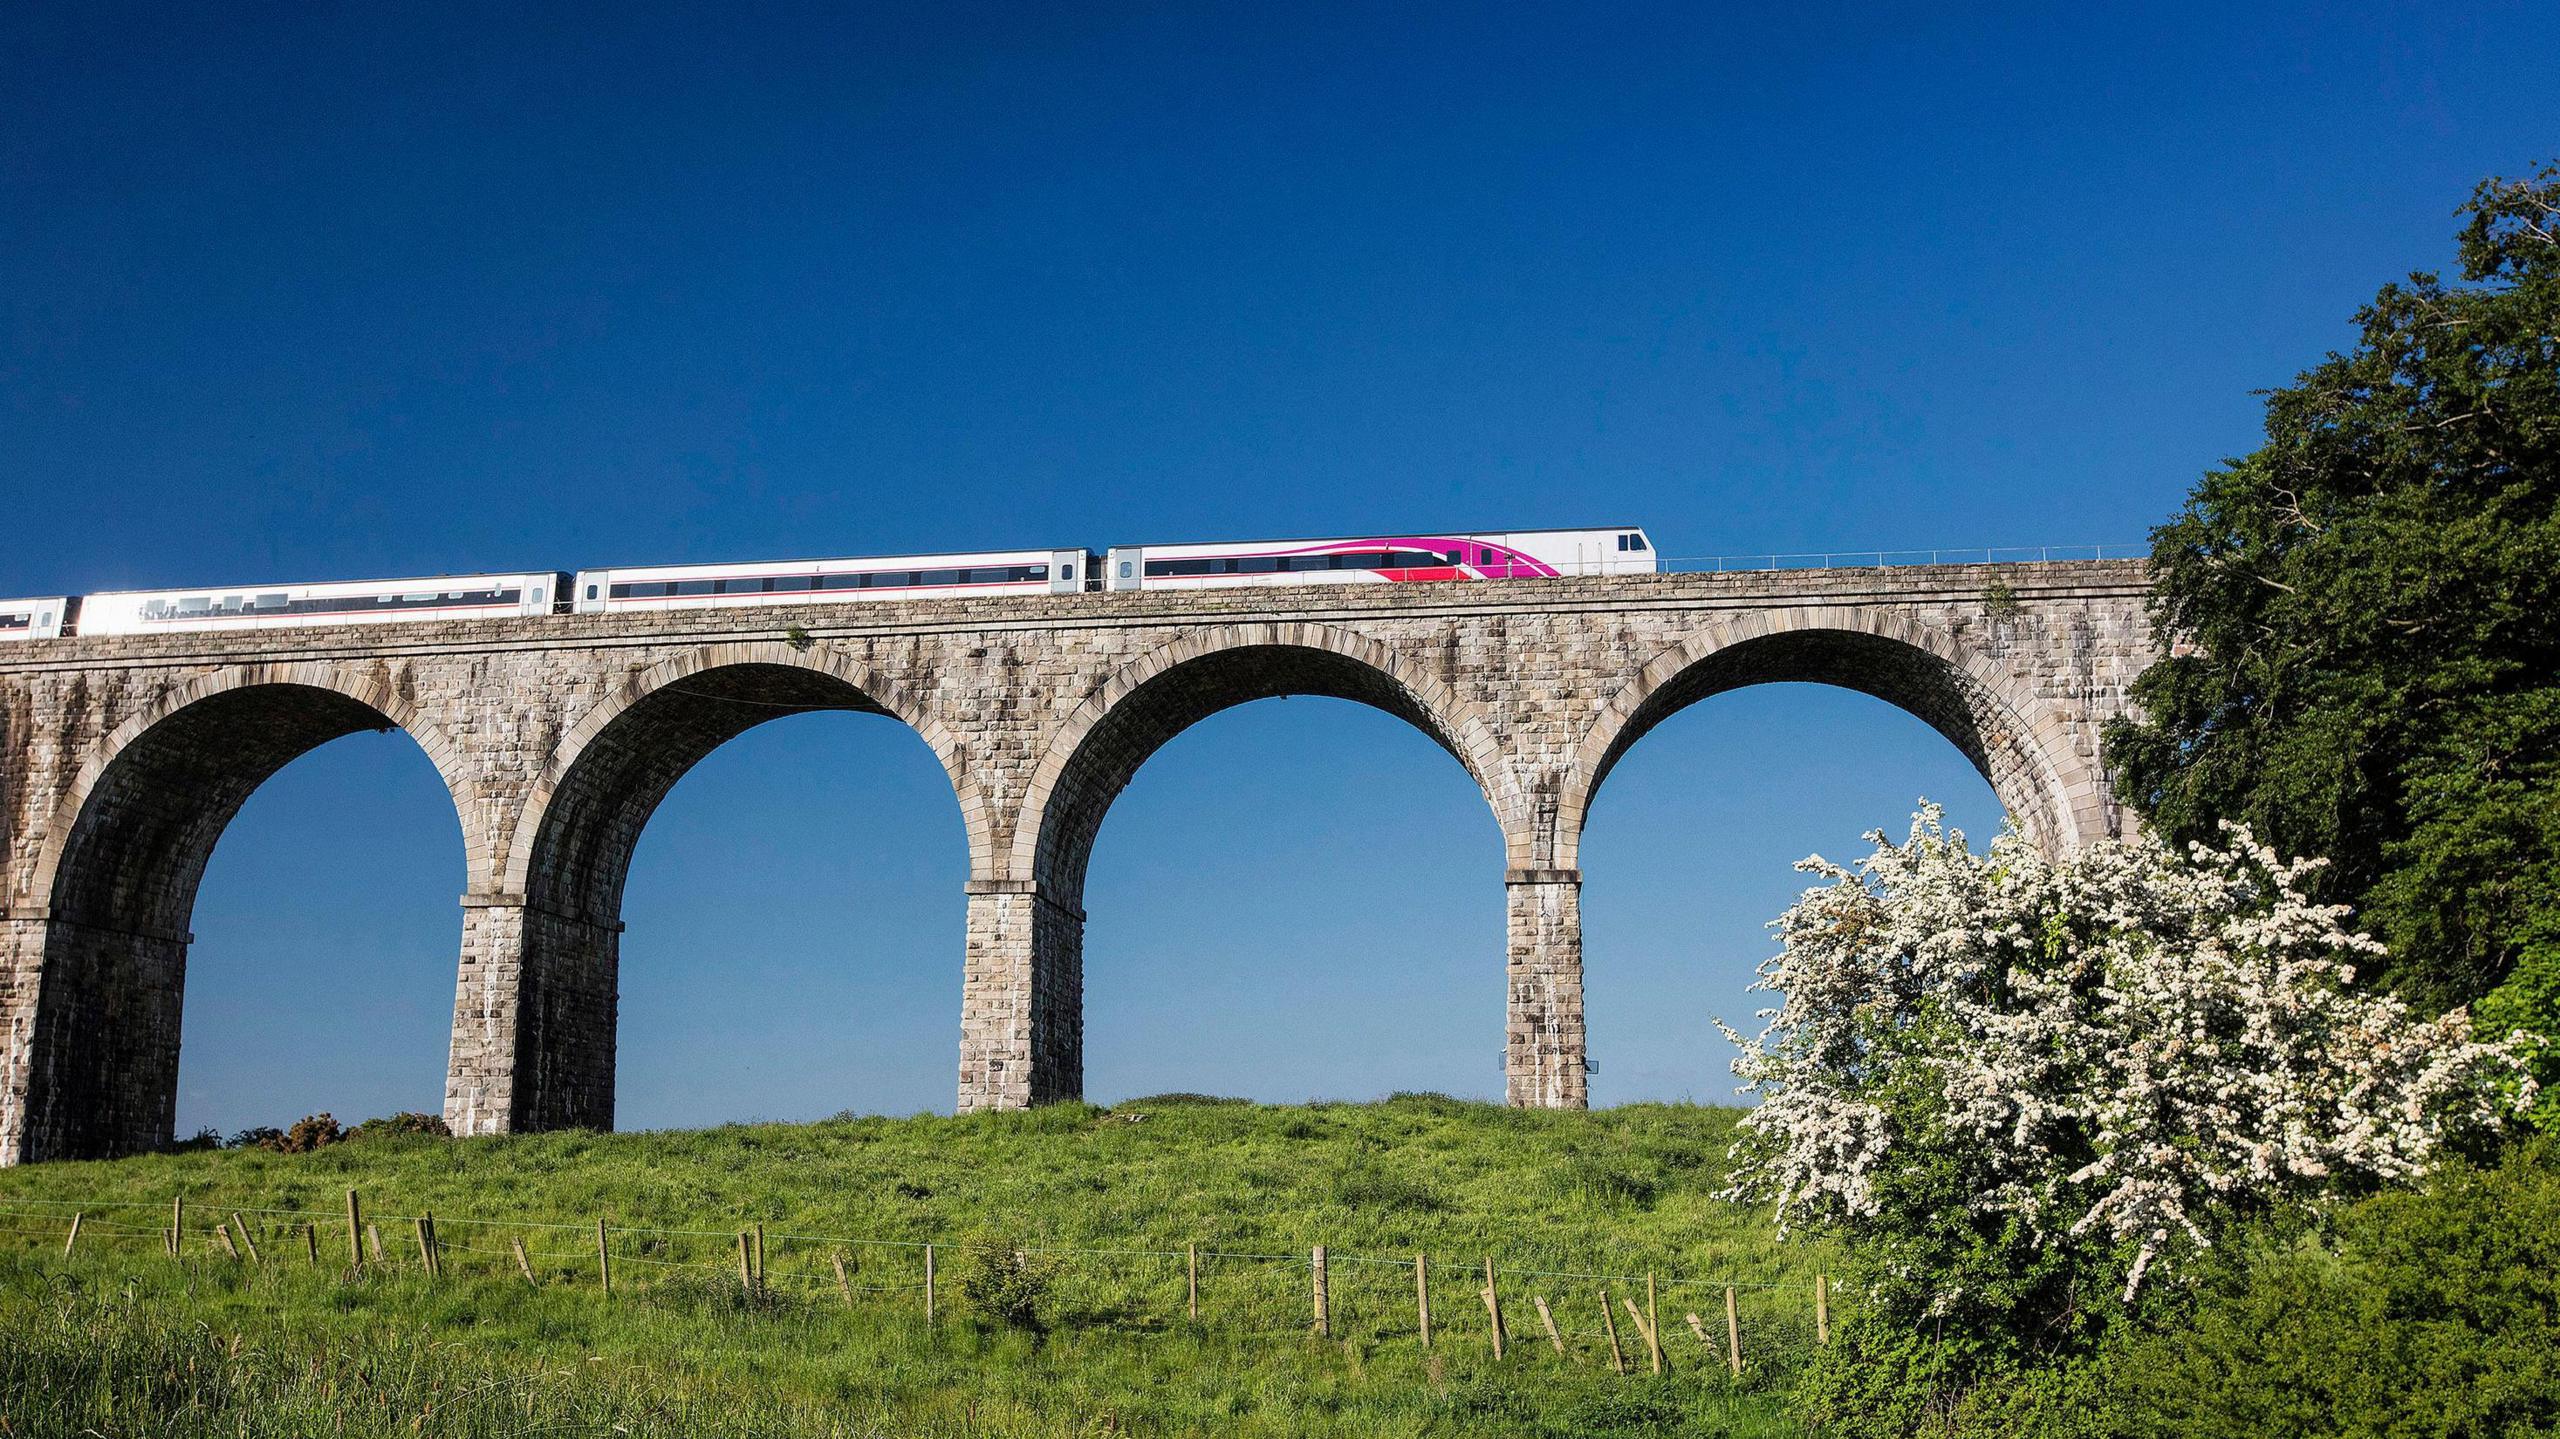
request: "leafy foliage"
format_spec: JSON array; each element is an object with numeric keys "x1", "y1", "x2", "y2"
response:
[
  {"x1": 2111, "y1": 1142, "x2": 2560, "y2": 1437},
  {"x1": 2104, "y1": 164, "x2": 2560, "y2": 1053},
  {"x1": 345, "y1": 1111, "x2": 453, "y2": 1142},
  {"x1": 1719, "y1": 809, "x2": 2529, "y2": 1366}
]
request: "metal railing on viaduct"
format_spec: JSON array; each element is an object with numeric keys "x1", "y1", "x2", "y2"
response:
[{"x1": 0, "y1": 559, "x2": 2155, "y2": 1164}]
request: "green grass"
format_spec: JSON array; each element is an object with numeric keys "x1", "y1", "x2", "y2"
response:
[{"x1": 0, "y1": 1097, "x2": 1832, "y2": 1436}]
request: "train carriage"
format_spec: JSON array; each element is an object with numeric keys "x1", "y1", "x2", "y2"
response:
[
  {"x1": 75, "y1": 573, "x2": 564, "y2": 635},
  {"x1": 0, "y1": 597, "x2": 72, "y2": 641},
  {"x1": 570, "y1": 548, "x2": 1089, "y2": 613},
  {"x1": 1102, "y1": 527, "x2": 1655, "y2": 591}
]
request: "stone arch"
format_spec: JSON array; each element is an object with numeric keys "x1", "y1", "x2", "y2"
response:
[
  {"x1": 459, "y1": 642, "x2": 978, "y2": 1135},
  {"x1": 953, "y1": 623, "x2": 1510, "y2": 1112},
  {"x1": 19, "y1": 662, "x2": 475, "y2": 1161},
  {"x1": 501, "y1": 641, "x2": 984, "y2": 911},
  {"x1": 1554, "y1": 606, "x2": 2091, "y2": 871},
  {"x1": 1009, "y1": 622, "x2": 1512, "y2": 909}
]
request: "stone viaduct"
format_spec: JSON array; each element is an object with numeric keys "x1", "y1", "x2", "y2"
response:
[{"x1": 0, "y1": 560, "x2": 2154, "y2": 1164}]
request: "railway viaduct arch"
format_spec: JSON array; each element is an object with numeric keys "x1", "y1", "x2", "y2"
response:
[{"x1": 0, "y1": 560, "x2": 2152, "y2": 1163}]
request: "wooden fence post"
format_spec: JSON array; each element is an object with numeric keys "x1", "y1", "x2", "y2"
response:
[
  {"x1": 1646, "y1": 1273, "x2": 1666, "y2": 1374},
  {"x1": 214, "y1": 1222, "x2": 240, "y2": 1261},
  {"x1": 365, "y1": 1224, "x2": 384, "y2": 1263},
  {"x1": 1686, "y1": 1311, "x2": 1712, "y2": 1350},
  {"x1": 832, "y1": 1251, "x2": 854, "y2": 1308},
  {"x1": 414, "y1": 1216, "x2": 436, "y2": 1276},
  {"x1": 753, "y1": 1223, "x2": 766, "y2": 1287},
  {"x1": 1599, "y1": 1290, "x2": 1626, "y2": 1374},
  {"x1": 1187, "y1": 1242, "x2": 1199, "y2": 1323},
  {"x1": 923, "y1": 1244, "x2": 935, "y2": 1324},
  {"x1": 62, "y1": 1212, "x2": 81, "y2": 1256},
  {"x1": 1311, "y1": 1245, "x2": 1330, "y2": 1338},
  {"x1": 304, "y1": 1223, "x2": 319, "y2": 1265},
  {"x1": 595, "y1": 1218, "x2": 612, "y2": 1298},
  {"x1": 737, "y1": 1231, "x2": 756, "y2": 1294},
  {"x1": 1480, "y1": 1257, "x2": 1505, "y2": 1359},
  {"x1": 346, "y1": 1190, "x2": 362, "y2": 1268},
  {"x1": 1623, "y1": 1295, "x2": 1663, "y2": 1375},
  {"x1": 1414, "y1": 1253, "x2": 1431, "y2": 1347},
  {"x1": 1533, "y1": 1295, "x2": 1567, "y2": 1356},
  {"x1": 171, "y1": 1195, "x2": 184, "y2": 1260},
  {"x1": 231, "y1": 1213, "x2": 260, "y2": 1265},
  {"x1": 514, "y1": 1236, "x2": 537, "y2": 1285},
  {"x1": 1816, "y1": 1273, "x2": 1830, "y2": 1346},
  {"x1": 1724, "y1": 1286, "x2": 1742, "y2": 1376}
]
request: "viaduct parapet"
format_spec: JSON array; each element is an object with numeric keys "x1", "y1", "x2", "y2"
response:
[{"x1": 0, "y1": 560, "x2": 2154, "y2": 1163}]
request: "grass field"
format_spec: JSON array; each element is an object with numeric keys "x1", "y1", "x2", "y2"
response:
[{"x1": 0, "y1": 1097, "x2": 1833, "y2": 1437}]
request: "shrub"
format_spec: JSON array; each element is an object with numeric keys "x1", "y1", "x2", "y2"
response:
[
  {"x1": 957, "y1": 1238, "x2": 1060, "y2": 1330},
  {"x1": 165, "y1": 1127, "x2": 223, "y2": 1154},
  {"x1": 2111, "y1": 1144, "x2": 2560, "y2": 1437},
  {"x1": 1794, "y1": 1320, "x2": 2122, "y2": 1439},
  {"x1": 277, "y1": 1113, "x2": 344, "y2": 1153},
  {"x1": 225, "y1": 1126, "x2": 284, "y2": 1151},
  {"x1": 1723, "y1": 810, "x2": 2533, "y2": 1334},
  {"x1": 345, "y1": 1111, "x2": 451, "y2": 1142}
]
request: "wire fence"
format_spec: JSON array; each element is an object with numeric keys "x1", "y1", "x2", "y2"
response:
[{"x1": 0, "y1": 1190, "x2": 1840, "y2": 1377}]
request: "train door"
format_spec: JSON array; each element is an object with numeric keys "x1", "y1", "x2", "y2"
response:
[
  {"x1": 1106, "y1": 546, "x2": 1144, "y2": 591},
  {"x1": 1049, "y1": 550, "x2": 1086, "y2": 595}
]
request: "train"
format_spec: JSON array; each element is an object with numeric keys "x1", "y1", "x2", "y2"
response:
[{"x1": 2, "y1": 527, "x2": 1653, "y2": 640}]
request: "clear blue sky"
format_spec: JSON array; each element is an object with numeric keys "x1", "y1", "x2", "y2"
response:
[{"x1": 3, "y1": 3, "x2": 2551, "y2": 1135}]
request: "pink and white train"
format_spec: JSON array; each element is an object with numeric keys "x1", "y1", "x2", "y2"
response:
[{"x1": 2, "y1": 527, "x2": 1655, "y2": 639}]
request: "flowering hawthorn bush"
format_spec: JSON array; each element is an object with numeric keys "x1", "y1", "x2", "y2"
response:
[{"x1": 1720, "y1": 808, "x2": 2535, "y2": 1318}]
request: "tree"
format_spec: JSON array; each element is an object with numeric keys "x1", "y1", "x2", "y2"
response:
[
  {"x1": 1720, "y1": 810, "x2": 2529, "y2": 1356},
  {"x1": 2103, "y1": 164, "x2": 2560, "y2": 1058}
]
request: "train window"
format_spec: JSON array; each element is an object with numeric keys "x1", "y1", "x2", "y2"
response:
[
  {"x1": 675, "y1": 580, "x2": 715, "y2": 596},
  {"x1": 1629, "y1": 533, "x2": 1648, "y2": 551},
  {"x1": 1119, "y1": 561, "x2": 1134, "y2": 578},
  {"x1": 530, "y1": 587, "x2": 544, "y2": 603},
  {"x1": 771, "y1": 575, "x2": 812, "y2": 592},
  {"x1": 256, "y1": 593, "x2": 289, "y2": 610},
  {"x1": 177, "y1": 597, "x2": 210, "y2": 614},
  {"x1": 1237, "y1": 556, "x2": 1281, "y2": 574},
  {"x1": 586, "y1": 585, "x2": 599, "y2": 600},
  {"x1": 1061, "y1": 565, "x2": 1076, "y2": 581}
]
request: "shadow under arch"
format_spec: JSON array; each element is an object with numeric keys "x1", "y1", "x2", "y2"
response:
[
  {"x1": 18, "y1": 663, "x2": 473, "y2": 1162},
  {"x1": 480, "y1": 642, "x2": 980, "y2": 1133},
  {"x1": 1555, "y1": 607, "x2": 2083, "y2": 871}
]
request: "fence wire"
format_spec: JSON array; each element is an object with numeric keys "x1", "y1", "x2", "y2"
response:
[{"x1": 0, "y1": 1191, "x2": 1845, "y2": 1374}]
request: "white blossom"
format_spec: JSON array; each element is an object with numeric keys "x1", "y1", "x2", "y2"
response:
[{"x1": 1719, "y1": 807, "x2": 2536, "y2": 1301}]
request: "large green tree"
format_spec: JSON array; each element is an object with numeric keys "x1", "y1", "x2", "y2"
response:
[{"x1": 2105, "y1": 164, "x2": 2560, "y2": 1049}]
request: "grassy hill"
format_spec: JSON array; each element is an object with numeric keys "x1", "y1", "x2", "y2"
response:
[{"x1": 0, "y1": 1097, "x2": 1831, "y2": 1438}]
